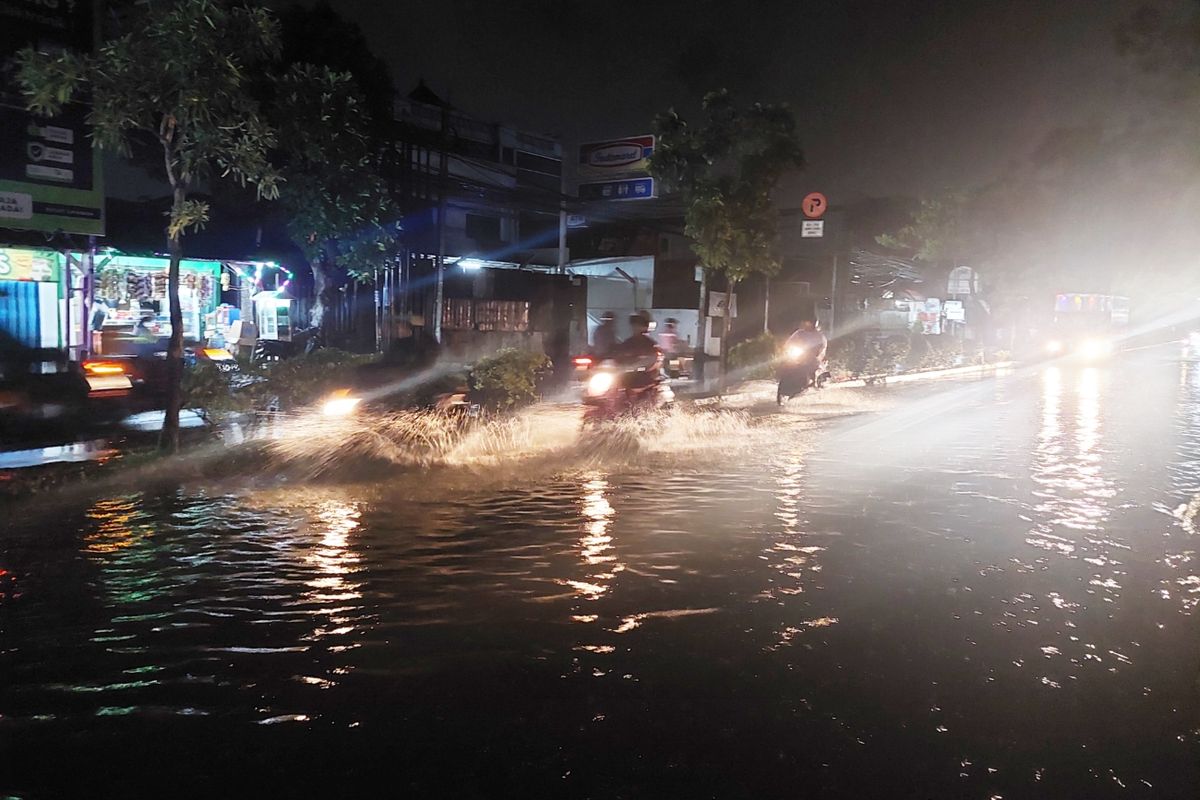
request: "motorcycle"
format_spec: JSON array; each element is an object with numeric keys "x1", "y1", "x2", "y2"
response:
[
  {"x1": 252, "y1": 326, "x2": 324, "y2": 364},
  {"x1": 776, "y1": 343, "x2": 829, "y2": 405},
  {"x1": 582, "y1": 351, "x2": 675, "y2": 422}
]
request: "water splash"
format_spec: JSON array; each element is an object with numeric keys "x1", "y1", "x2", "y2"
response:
[{"x1": 259, "y1": 403, "x2": 766, "y2": 478}]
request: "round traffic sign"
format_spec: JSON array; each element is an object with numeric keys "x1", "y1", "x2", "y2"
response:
[{"x1": 802, "y1": 192, "x2": 827, "y2": 219}]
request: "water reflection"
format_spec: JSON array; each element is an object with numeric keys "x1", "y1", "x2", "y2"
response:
[
  {"x1": 1161, "y1": 360, "x2": 1200, "y2": 613},
  {"x1": 1024, "y1": 366, "x2": 1131, "y2": 680},
  {"x1": 763, "y1": 439, "x2": 834, "y2": 649},
  {"x1": 1029, "y1": 367, "x2": 1117, "y2": 549},
  {"x1": 565, "y1": 474, "x2": 622, "y2": 610},
  {"x1": 300, "y1": 500, "x2": 366, "y2": 651}
]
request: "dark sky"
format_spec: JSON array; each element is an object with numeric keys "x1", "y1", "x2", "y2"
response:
[{"x1": 314, "y1": 0, "x2": 1159, "y2": 201}]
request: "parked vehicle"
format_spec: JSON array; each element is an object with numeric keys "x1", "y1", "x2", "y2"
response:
[
  {"x1": 0, "y1": 347, "x2": 130, "y2": 440},
  {"x1": 252, "y1": 327, "x2": 323, "y2": 364}
]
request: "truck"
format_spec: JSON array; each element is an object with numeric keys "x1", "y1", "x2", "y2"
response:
[{"x1": 1042, "y1": 293, "x2": 1130, "y2": 360}]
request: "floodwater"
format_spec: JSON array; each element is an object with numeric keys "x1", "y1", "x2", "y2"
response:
[{"x1": 2, "y1": 354, "x2": 1199, "y2": 798}]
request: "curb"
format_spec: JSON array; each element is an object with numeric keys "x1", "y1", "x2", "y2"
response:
[{"x1": 684, "y1": 361, "x2": 1015, "y2": 407}]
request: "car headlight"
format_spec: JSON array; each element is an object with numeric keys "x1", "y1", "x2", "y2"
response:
[
  {"x1": 1045, "y1": 340, "x2": 1063, "y2": 355},
  {"x1": 786, "y1": 345, "x2": 805, "y2": 361},
  {"x1": 321, "y1": 395, "x2": 361, "y2": 417},
  {"x1": 587, "y1": 371, "x2": 616, "y2": 396},
  {"x1": 1077, "y1": 338, "x2": 1112, "y2": 359}
]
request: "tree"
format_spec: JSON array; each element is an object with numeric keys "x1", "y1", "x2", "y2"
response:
[
  {"x1": 876, "y1": 192, "x2": 975, "y2": 265},
  {"x1": 277, "y1": 0, "x2": 396, "y2": 142},
  {"x1": 649, "y1": 90, "x2": 804, "y2": 382},
  {"x1": 269, "y1": 63, "x2": 399, "y2": 332},
  {"x1": 16, "y1": 0, "x2": 282, "y2": 453}
]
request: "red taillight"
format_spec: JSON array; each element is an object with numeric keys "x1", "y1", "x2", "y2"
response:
[
  {"x1": 573, "y1": 356, "x2": 593, "y2": 367},
  {"x1": 83, "y1": 360, "x2": 128, "y2": 376}
]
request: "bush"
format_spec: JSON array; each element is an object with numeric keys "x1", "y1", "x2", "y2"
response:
[
  {"x1": 469, "y1": 348, "x2": 551, "y2": 409},
  {"x1": 181, "y1": 361, "x2": 250, "y2": 424},
  {"x1": 728, "y1": 333, "x2": 779, "y2": 380}
]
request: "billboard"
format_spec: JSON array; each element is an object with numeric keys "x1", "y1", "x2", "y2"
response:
[
  {"x1": 0, "y1": 0, "x2": 104, "y2": 236},
  {"x1": 578, "y1": 134, "x2": 656, "y2": 200},
  {"x1": 578, "y1": 135, "x2": 654, "y2": 180}
]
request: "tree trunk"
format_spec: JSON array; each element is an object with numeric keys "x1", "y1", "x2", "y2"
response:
[
  {"x1": 310, "y1": 257, "x2": 327, "y2": 330},
  {"x1": 695, "y1": 268, "x2": 708, "y2": 387},
  {"x1": 160, "y1": 186, "x2": 186, "y2": 454},
  {"x1": 721, "y1": 278, "x2": 736, "y2": 391}
]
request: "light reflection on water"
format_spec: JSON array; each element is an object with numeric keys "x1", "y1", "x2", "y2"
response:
[{"x1": 3, "y1": 359, "x2": 1200, "y2": 797}]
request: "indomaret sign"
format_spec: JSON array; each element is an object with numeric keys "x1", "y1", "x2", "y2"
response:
[
  {"x1": 577, "y1": 134, "x2": 656, "y2": 201},
  {"x1": 0, "y1": 0, "x2": 104, "y2": 236}
]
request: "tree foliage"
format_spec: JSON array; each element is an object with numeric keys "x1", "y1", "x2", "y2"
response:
[
  {"x1": 876, "y1": 191, "x2": 977, "y2": 264},
  {"x1": 269, "y1": 63, "x2": 399, "y2": 327},
  {"x1": 649, "y1": 90, "x2": 803, "y2": 380},
  {"x1": 15, "y1": 0, "x2": 283, "y2": 451},
  {"x1": 649, "y1": 90, "x2": 805, "y2": 285}
]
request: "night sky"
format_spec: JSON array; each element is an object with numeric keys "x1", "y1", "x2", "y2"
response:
[{"x1": 312, "y1": 0, "x2": 1170, "y2": 201}]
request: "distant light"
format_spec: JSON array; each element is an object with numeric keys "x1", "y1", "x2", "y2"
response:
[
  {"x1": 1077, "y1": 338, "x2": 1113, "y2": 360},
  {"x1": 459, "y1": 258, "x2": 484, "y2": 270},
  {"x1": 1045, "y1": 339, "x2": 1063, "y2": 355}
]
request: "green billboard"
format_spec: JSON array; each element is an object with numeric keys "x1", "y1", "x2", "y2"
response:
[{"x1": 0, "y1": 0, "x2": 104, "y2": 236}]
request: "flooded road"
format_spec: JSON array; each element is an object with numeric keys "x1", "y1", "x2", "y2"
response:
[{"x1": 3, "y1": 355, "x2": 1199, "y2": 798}]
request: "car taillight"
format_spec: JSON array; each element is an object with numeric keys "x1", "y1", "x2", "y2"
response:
[
  {"x1": 573, "y1": 356, "x2": 593, "y2": 367},
  {"x1": 83, "y1": 360, "x2": 128, "y2": 376}
]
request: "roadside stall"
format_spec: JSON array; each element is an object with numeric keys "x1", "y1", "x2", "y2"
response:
[
  {"x1": 91, "y1": 253, "x2": 221, "y2": 353},
  {"x1": 252, "y1": 289, "x2": 295, "y2": 342}
]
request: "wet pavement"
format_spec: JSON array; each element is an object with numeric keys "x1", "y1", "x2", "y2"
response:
[{"x1": 2, "y1": 352, "x2": 1199, "y2": 798}]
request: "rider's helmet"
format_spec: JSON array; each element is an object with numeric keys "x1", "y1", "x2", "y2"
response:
[{"x1": 629, "y1": 310, "x2": 651, "y2": 332}]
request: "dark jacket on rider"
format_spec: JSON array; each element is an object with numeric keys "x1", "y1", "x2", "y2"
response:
[{"x1": 593, "y1": 320, "x2": 618, "y2": 358}]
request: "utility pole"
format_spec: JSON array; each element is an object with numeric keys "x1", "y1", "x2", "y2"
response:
[
  {"x1": 433, "y1": 105, "x2": 449, "y2": 343},
  {"x1": 829, "y1": 251, "x2": 838, "y2": 338},
  {"x1": 557, "y1": 199, "x2": 567, "y2": 273},
  {"x1": 763, "y1": 275, "x2": 771, "y2": 334}
]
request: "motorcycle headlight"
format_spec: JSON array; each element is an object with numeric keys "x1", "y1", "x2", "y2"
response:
[
  {"x1": 587, "y1": 371, "x2": 616, "y2": 396},
  {"x1": 786, "y1": 345, "x2": 805, "y2": 361},
  {"x1": 321, "y1": 394, "x2": 361, "y2": 417}
]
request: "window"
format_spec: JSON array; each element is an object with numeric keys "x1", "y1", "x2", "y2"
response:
[
  {"x1": 442, "y1": 298, "x2": 474, "y2": 331},
  {"x1": 475, "y1": 300, "x2": 529, "y2": 332}
]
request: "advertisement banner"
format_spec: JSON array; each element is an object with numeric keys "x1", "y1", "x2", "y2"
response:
[
  {"x1": 578, "y1": 135, "x2": 654, "y2": 181},
  {"x1": 0, "y1": 0, "x2": 104, "y2": 236},
  {"x1": 0, "y1": 246, "x2": 63, "y2": 283}
]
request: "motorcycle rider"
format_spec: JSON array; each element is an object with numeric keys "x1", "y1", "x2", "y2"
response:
[
  {"x1": 617, "y1": 310, "x2": 663, "y2": 392},
  {"x1": 657, "y1": 317, "x2": 679, "y2": 358},
  {"x1": 786, "y1": 318, "x2": 828, "y2": 364},
  {"x1": 592, "y1": 310, "x2": 618, "y2": 358},
  {"x1": 779, "y1": 318, "x2": 828, "y2": 399}
]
